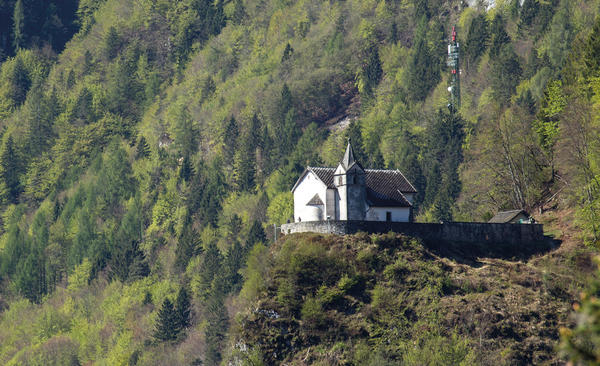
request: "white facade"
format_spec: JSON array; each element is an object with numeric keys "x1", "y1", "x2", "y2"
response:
[
  {"x1": 366, "y1": 207, "x2": 411, "y2": 222},
  {"x1": 293, "y1": 171, "x2": 327, "y2": 222},
  {"x1": 291, "y1": 141, "x2": 416, "y2": 223}
]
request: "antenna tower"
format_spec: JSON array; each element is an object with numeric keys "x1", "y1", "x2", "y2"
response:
[{"x1": 447, "y1": 25, "x2": 460, "y2": 110}]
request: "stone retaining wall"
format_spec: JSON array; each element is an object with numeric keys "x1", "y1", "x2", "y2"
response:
[{"x1": 280, "y1": 221, "x2": 547, "y2": 245}]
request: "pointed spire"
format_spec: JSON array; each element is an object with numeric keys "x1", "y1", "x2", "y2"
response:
[{"x1": 342, "y1": 138, "x2": 356, "y2": 169}]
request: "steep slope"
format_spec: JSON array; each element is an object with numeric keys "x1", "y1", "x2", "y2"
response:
[{"x1": 233, "y1": 231, "x2": 594, "y2": 365}]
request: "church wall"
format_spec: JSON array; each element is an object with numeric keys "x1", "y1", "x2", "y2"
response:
[
  {"x1": 293, "y1": 172, "x2": 327, "y2": 222},
  {"x1": 366, "y1": 207, "x2": 410, "y2": 222},
  {"x1": 280, "y1": 221, "x2": 549, "y2": 246},
  {"x1": 337, "y1": 184, "x2": 348, "y2": 220},
  {"x1": 326, "y1": 189, "x2": 336, "y2": 219}
]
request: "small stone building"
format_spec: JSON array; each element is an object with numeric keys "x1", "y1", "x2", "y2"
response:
[
  {"x1": 291, "y1": 141, "x2": 417, "y2": 223},
  {"x1": 488, "y1": 210, "x2": 534, "y2": 224}
]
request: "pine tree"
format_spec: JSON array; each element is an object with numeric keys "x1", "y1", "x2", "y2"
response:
[
  {"x1": 223, "y1": 116, "x2": 239, "y2": 162},
  {"x1": 519, "y1": 0, "x2": 538, "y2": 29},
  {"x1": 395, "y1": 129, "x2": 426, "y2": 209},
  {"x1": 465, "y1": 13, "x2": 489, "y2": 67},
  {"x1": 136, "y1": 136, "x2": 150, "y2": 159},
  {"x1": 205, "y1": 276, "x2": 228, "y2": 366},
  {"x1": 7, "y1": 56, "x2": 31, "y2": 107},
  {"x1": 104, "y1": 26, "x2": 120, "y2": 60},
  {"x1": 12, "y1": 0, "x2": 24, "y2": 50},
  {"x1": 281, "y1": 42, "x2": 294, "y2": 62},
  {"x1": 175, "y1": 287, "x2": 192, "y2": 334},
  {"x1": 422, "y1": 109, "x2": 465, "y2": 221},
  {"x1": 179, "y1": 154, "x2": 193, "y2": 182},
  {"x1": 489, "y1": 15, "x2": 511, "y2": 58},
  {"x1": 24, "y1": 83, "x2": 56, "y2": 157},
  {"x1": 406, "y1": 17, "x2": 440, "y2": 101},
  {"x1": 15, "y1": 246, "x2": 47, "y2": 303},
  {"x1": 358, "y1": 44, "x2": 383, "y2": 96},
  {"x1": 200, "y1": 76, "x2": 216, "y2": 103},
  {"x1": 0, "y1": 222, "x2": 26, "y2": 277},
  {"x1": 208, "y1": 0, "x2": 226, "y2": 37},
  {"x1": 490, "y1": 44, "x2": 522, "y2": 105},
  {"x1": 197, "y1": 242, "x2": 224, "y2": 299},
  {"x1": 246, "y1": 220, "x2": 266, "y2": 248},
  {"x1": 233, "y1": 123, "x2": 256, "y2": 191},
  {"x1": 232, "y1": 0, "x2": 246, "y2": 24},
  {"x1": 175, "y1": 218, "x2": 201, "y2": 271},
  {"x1": 0, "y1": 135, "x2": 22, "y2": 203},
  {"x1": 172, "y1": 103, "x2": 198, "y2": 156},
  {"x1": 154, "y1": 298, "x2": 178, "y2": 342},
  {"x1": 224, "y1": 240, "x2": 243, "y2": 292}
]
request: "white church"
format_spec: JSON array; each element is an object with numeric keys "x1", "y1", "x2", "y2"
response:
[{"x1": 291, "y1": 140, "x2": 417, "y2": 223}]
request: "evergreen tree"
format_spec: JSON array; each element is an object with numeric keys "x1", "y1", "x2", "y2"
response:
[
  {"x1": 395, "y1": 129, "x2": 426, "y2": 210},
  {"x1": 136, "y1": 136, "x2": 150, "y2": 159},
  {"x1": 12, "y1": 0, "x2": 24, "y2": 50},
  {"x1": 0, "y1": 221, "x2": 26, "y2": 277},
  {"x1": 210, "y1": 0, "x2": 226, "y2": 36},
  {"x1": 490, "y1": 44, "x2": 522, "y2": 105},
  {"x1": 175, "y1": 287, "x2": 192, "y2": 335},
  {"x1": 519, "y1": 0, "x2": 539, "y2": 29},
  {"x1": 97, "y1": 139, "x2": 135, "y2": 210},
  {"x1": 104, "y1": 26, "x2": 120, "y2": 60},
  {"x1": 197, "y1": 242, "x2": 224, "y2": 299},
  {"x1": 179, "y1": 154, "x2": 193, "y2": 182},
  {"x1": 281, "y1": 42, "x2": 294, "y2": 62},
  {"x1": 406, "y1": 17, "x2": 440, "y2": 101},
  {"x1": 25, "y1": 83, "x2": 56, "y2": 157},
  {"x1": 246, "y1": 220, "x2": 266, "y2": 248},
  {"x1": 465, "y1": 13, "x2": 489, "y2": 67},
  {"x1": 224, "y1": 240, "x2": 243, "y2": 292},
  {"x1": 189, "y1": 159, "x2": 226, "y2": 227},
  {"x1": 15, "y1": 246, "x2": 46, "y2": 303},
  {"x1": 173, "y1": 103, "x2": 198, "y2": 156},
  {"x1": 0, "y1": 135, "x2": 22, "y2": 203},
  {"x1": 7, "y1": 56, "x2": 31, "y2": 107},
  {"x1": 357, "y1": 43, "x2": 383, "y2": 96},
  {"x1": 200, "y1": 76, "x2": 216, "y2": 103},
  {"x1": 154, "y1": 298, "x2": 178, "y2": 342},
  {"x1": 422, "y1": 109, "x2": 465, "y2": 221},
  {"x1": 233, "y1": 121, "x2": 257, "y2": 191},
  {"x1": 205, "y1": 276, "x2": 228, "y2": 366},
  {"x1": 583, "y1": 16, "x2": 600, "y2": 76},
  {"x1": 232, "y1": 0, "x2": 246, "y2": 25},
  {"x1": 274, "y1": 84, "x2": 299, "y2": 158},
  {"x1": 223, "y1": 116, "x2": 239, "y2": 162},
  {"x1": 175, "y1": 218, "x2": 201, "y2": 271},
  {"x1": 489, "y1": 15, "x2": 511, "y2": 58},
  {"x1": 110, "y1": 195, "x2": 148, "y2": 282}
]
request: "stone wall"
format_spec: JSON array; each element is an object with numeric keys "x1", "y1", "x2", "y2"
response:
[{"x1": 280, "y1": 220, "x2": 547, "y2": 245}]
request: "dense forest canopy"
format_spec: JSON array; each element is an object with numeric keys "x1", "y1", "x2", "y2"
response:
[{"x1": 0, "y1": 0, "x2": 600, "y2": 364}]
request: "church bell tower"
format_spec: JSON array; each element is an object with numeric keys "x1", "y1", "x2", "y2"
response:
[{"x1": 333, "y1": 140, "x2": 366, "y2": 220}]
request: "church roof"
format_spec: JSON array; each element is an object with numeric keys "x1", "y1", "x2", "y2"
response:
[{"x1": 291, "y1": 167, "x2": 416, "y2": 207}]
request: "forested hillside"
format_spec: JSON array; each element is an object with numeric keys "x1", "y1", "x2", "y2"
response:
[{"x1": 1, "y1": 0, "x2": 600, "y2": 364}]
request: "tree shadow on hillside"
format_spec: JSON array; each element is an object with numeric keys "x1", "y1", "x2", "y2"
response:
[{"x1": 422, "y1": 238, "x2": 561, "y2": 267}]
